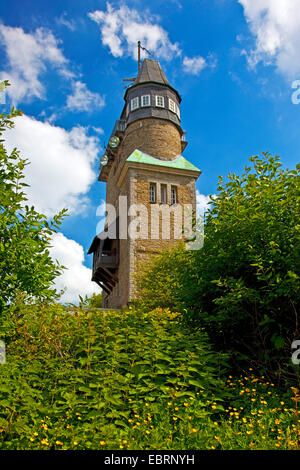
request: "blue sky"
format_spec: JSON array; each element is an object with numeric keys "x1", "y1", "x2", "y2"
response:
[{"x1": 1, "y1": 0, "x2": 300, "y2": 302}]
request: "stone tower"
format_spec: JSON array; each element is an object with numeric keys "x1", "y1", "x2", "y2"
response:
[{"x1": 88, "y1": 58, "x2": 201, "y2": 308}]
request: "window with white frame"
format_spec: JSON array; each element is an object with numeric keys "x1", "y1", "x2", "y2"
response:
[
  {"x1": 155, "y1": 95, "x2": 165, "y2": 108},
  {"x1": 141, "y1": 95, "x2": 150, "y2": 107},
  {"x1": 160, "y1": 184, "x2": 167, "y2": 204},
  {"x1": 171, "y1": 186, "x2": 178, "y2": 205},
  {"x1": 176, "y1": 104, "x2": 180, "y2": 119},
  {"x1": 149, "y1": 183, "x2": 156, "y2": 203},
  {"x1": 169, "y1": 98, "x2": 176, "y2": 113},
  {"x1": 131, "y1": 97, "x2": 139, "y2": 111}
]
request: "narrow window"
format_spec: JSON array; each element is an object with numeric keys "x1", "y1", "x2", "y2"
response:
[
  {"x1": 131, "y1": 97, "x2": 139, "y2": 111},
  {"x1": 149, "y1": 183, "x2": 156, "y2": 203},
  {"x1": 141, "y1": 95, "x2": 150, "y2": 107},
  {"x1": 155, "y1": 95, "x2": 165, "y2": 108},
  {"x1": 176, "y1": 104, "x2": 181, "y2": 119},
  {"x1": 171, "y1": 186, "x2": 178, "y2": 205},
  {"x1": 161, "y1": 184, "x2": 167, "y2": 204},
  {"x1": 169, "y1": 98, "x2": 176, "y2": 113}
]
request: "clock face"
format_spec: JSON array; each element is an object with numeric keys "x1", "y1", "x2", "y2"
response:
[
  {"x1": 100, "y1": 154, "x2": 109, "y2": 166},
  {"x1": 109, "y1": 136, "x2": 120, "y2": 148}
]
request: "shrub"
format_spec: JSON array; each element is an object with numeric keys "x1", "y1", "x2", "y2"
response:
[
  {"x1": 0, "y1": 302, "x2": 297, "y2": 450},
  {"x1": 134, "y1": 153, "x2": 300, "y2": 384},
  {"x1": 0, "y1": 93, "x2": 67, "y2": 314},
  {"x1": 0, "y1": 302, "x2": 227, "y2": 449}
]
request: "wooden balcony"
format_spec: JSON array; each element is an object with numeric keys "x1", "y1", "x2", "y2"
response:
[{"x1": 88, "y1": 229, "x2": 119, "y2": 295}]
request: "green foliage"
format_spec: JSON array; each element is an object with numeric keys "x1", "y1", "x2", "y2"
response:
[
  {"x1": 134, "y1": 241, "x2": 194, "y2": 312},
  {"x1": 79, "y1": 292, "x2": 103, "y2": 309},
  {"x1": 0, "y1": 302, "x2": 229, "y2": 449},
  {"x1": 135, "y1": 153, "x2": 300, "y2": 382},
  {"x1": 0, "y1": 92, "x2": 67, "y2": 313},
  {"x1": 0, "y1": 302, "x2": 297, "y2": 450}
]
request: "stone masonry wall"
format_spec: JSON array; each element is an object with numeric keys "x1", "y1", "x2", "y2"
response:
[{"x1": 102, "y1": 117, "x2": 197, "y2": 308}]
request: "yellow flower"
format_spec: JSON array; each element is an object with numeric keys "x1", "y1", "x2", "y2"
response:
[
  {"x1": 55, "y1": 441, "x2": 63, "y2": 446},
  {"x1": 192, "y1": 429, "x2": 198, "y2": 433},
  {"x1": 100, "y1": 441, "x2": 106, "y2": 446},
  {"x1": 173, "y1": 417, "x2": 178, "y2": 421},
  {"x1": 146, "y1": 430, "x2": 151, "y2": 435},
  {"x1": 73, "y1": 442, "x2": 78, "y2": 446},
  {"x1": 246, "y1": 430, "x2": 254, "y2": 435},
  {"x1": 214, "y1": 436, "x2": 220, "y2": 440},
  {"x1": 212, "y1": 405, "x2": 217, "y2": 410}
]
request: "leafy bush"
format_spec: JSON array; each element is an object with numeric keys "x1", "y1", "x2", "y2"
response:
[
  {"x1": 0, "y1": 98, "x2": 67, "y2": 314},
  {"x1": 134, "y1": 153, "x2": 300, "y2": 383},
  {"x1": 0, "y1": 302, "x2": 227, "y2": 449},
  {"x1": 0, "y1": 302, "x2": 298, "y2": 450}
]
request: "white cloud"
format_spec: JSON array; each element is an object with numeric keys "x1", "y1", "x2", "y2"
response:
[
  {"x1": 238, "y1": 0, "x2": 300, "y2": 78},
  {"x1": 196, "y1": 191, "x2": 215, "y2": 217},
  {"x1": 183, "y1": 56, "x2": 207, "y2": 75},
  {"x1": 0, "y1": 25, "x2": 69, "y2": 103},
  {"x1": 4, "y1": 115, "x2": 99, "y2": 216},
  {"x1": 66, "y1": 80, "x2": 105, "y2": 112},
  {"x1": 88, "y1": 3, "x2": 216, "y2": 76},
  {"x1": 56, "y1": 12, "x2": 76, "y2": 31},
  {"x1": 88, "y1": 3, "x2": 181, "y2": 60},
  {"x1": 50, "y1": 233, "x2": 100, "y2": 304}
]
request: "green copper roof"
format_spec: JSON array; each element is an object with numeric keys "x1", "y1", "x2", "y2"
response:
[{"x1": 126, "y1": 149, "x2": 201, "y2": 173}]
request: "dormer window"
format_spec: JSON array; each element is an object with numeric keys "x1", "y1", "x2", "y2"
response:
[
  {"x1": 169, "y1": 98, "x2": 176, "y2": 113},
  {"x1": 155, "y1": 95, "x2": 165, "y2": 108},
  {"x1": 131, "y1": 97, "x2": 139, "y2": 111},
  {"x1": 141, "y1": 95, "x2": 150, "y2": 107}
]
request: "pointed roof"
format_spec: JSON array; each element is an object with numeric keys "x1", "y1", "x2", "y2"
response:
[
  {"x1": 133, "y1": 59, "x2": 171, "y2": 87},
  {"x1": 124, "y1": 58, "x2": 181, "y2": 101}
]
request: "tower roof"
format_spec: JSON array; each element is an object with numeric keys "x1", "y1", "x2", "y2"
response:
[
  {"x1": 124, "y1": 58, "x2": 181, "y2": 102},
  {"x1": 133, "y1": 59, "x2": 171, "y2": 87}
]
